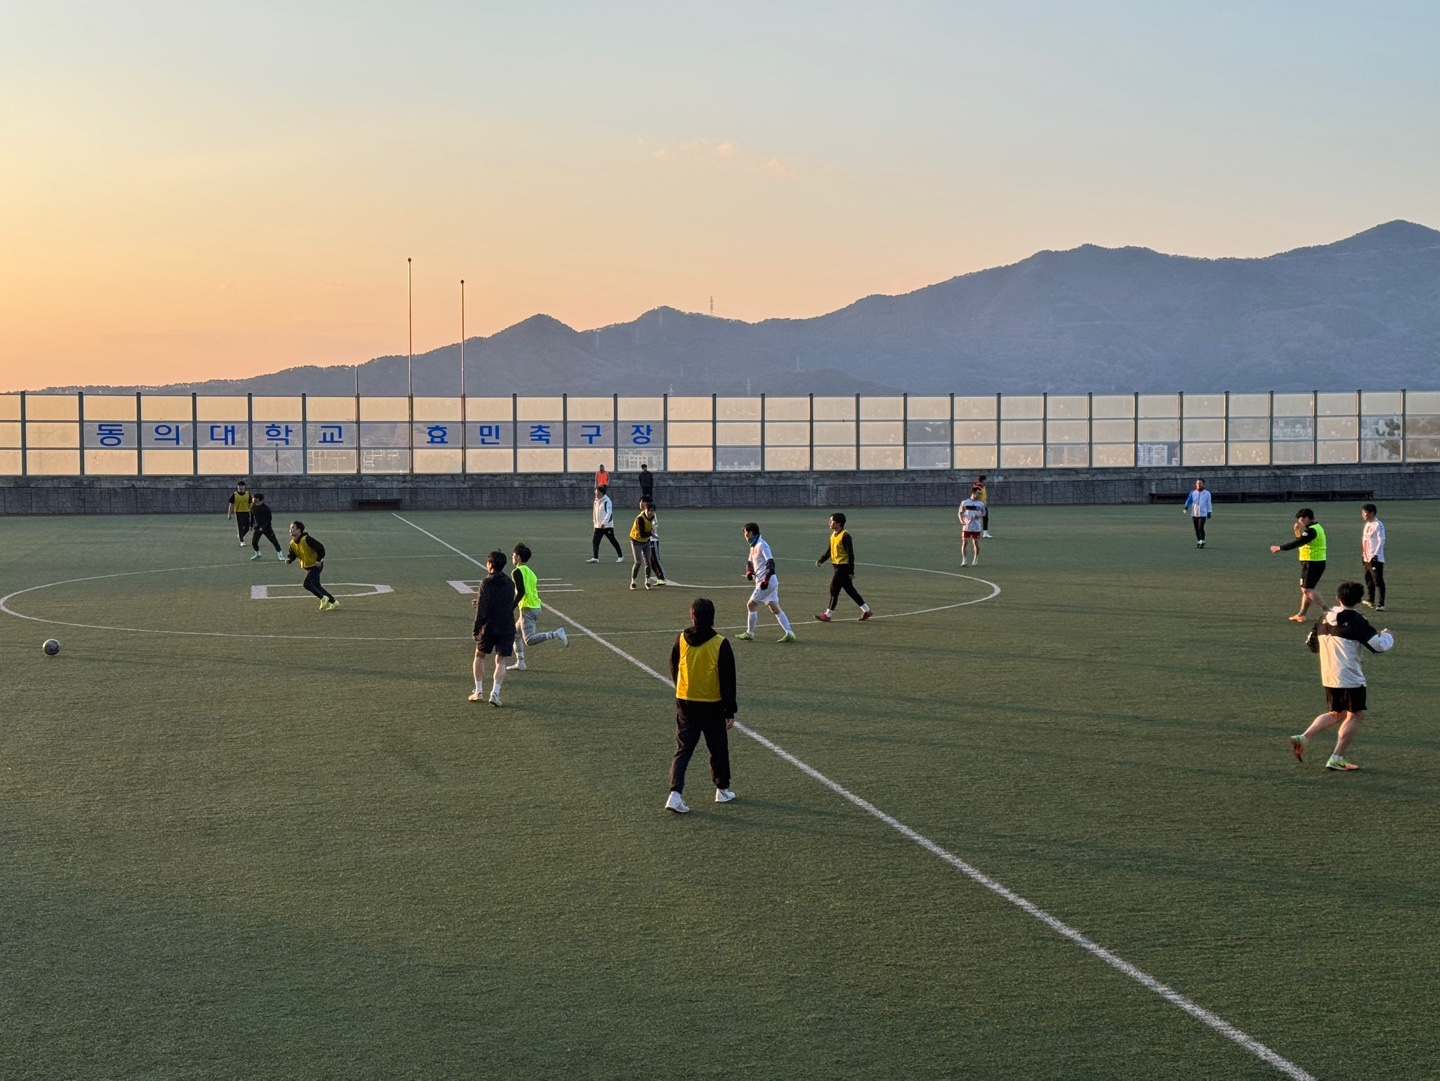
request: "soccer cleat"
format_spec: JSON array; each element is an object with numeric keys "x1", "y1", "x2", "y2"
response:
[
  {"x1": 616, "y1": 555, "x2": 625, "y2": 563},
  {"x1": 1361, "y1": 600, "x2": 1374, "y2": 608},
  {"x1": 1290, "y1": 734, "x2": 1307, "y2": 762},
  {"x1": 1197, "y1": 540, "x2": 1205, "y2": 548},
  {"x1": 556, "y1": 627, "x2": 568, "y2": 646},
  {"x1": 240, "y1": 538, "x2": 247, "y2": 546},
  {"x1": 736, "y1": 632, "x2": 754, "y2": 641},
  {"x1": 468, "y1": 691, "x2": 484, "y2": 702},
  {"x1": 277, "y1": 551, "x2": 286, "y2": 561},
  {"x1": 250, "y1": 552, "x2": 262, "y2": 561},
  {"x1": 665, "y1": 791, "x2": 689, "y2": 814},
  {"x1": 644, "y1": 582, "x2": 651, "y2": 590},
  {"x1": 318, "y1": 598, "x2": 329, "y2": 611},
  {"x1": 646, "y1": 576, "x2": 657, "y2": 586},
  {"x1": 586, "y1": 557, "x2": 600, "y2": 563},
  {"x1": 489, "y1": 689, "x2": 502, "y2": 707},
  {"x1": 815, "y1": 612, "x2": 833, "y2": 622},
  {"x1": 629, "y1": 583, "x2": 636, "y2": 591},
  {"x1": 328, "y1": 598, "x2": 339, "y2": 610},
  {"x1": 1377, "y1": 605, "x2": 1387, "y2": 611},
  {"x1": 715, "y1": 788, "x2": 736, "y2": 803},
  {"x1": 982, "y1": 531, "x2": 992, "y2": 538},
  {"x1": 959, "y1": 558, "x2": 967, "y2": 566},
  {"x1": 778, "y1": 632, "x2": 797, "y2": 643},
  {"x1": 507, "y1": 659, "x2": 527, "y2": 671},
  {"x1": 1287, "y1": 615, "x2": 1306, "y2": 623},
  {"x1": 859, "y1": 609, "x2": 873, "y2": 621},
  {"x1": 656, "y1": 579, "x2": 667, "y2": 586},
  {"x1": 1325, "y1": 755, "x2": 1359, "y2": 772}
]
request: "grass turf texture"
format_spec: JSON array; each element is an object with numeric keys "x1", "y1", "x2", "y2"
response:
[{"x1": 2, "y1": 504, "x2": 1437, "y2": 1080}]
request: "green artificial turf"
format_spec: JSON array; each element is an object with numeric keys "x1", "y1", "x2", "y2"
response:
[{"x1": 2, "y1": 502, "x2": 1437, "y2": 1079}]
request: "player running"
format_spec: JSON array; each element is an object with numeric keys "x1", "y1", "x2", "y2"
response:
[
  {"x1": 226, "y1": 480, "x2": 252, "y2": 545},
  {"x1": 286, "y1": 520, "x2": 337, "y2": 610},
  {"x1": 248, "y1": 493, "x2": 285, "y2": 561},
  {"x1": 738, "y1": 522, "x2": 796, "y2": 643},
  {"x1": 1270, "y1": 508, "x2": 1328, "y2": 622},
  {"x1": 815, "y1": 512, "x2": 872, "y2": 622},
  {"x1": 1289, "y1": 581, "x2": 1394, "y2": 771},
  {"x1": 959, "y1": 488, "x2": 986, "y2": 566},
  {"x1": 508, "y1": 542, "x2": 568, "y2": 671}
]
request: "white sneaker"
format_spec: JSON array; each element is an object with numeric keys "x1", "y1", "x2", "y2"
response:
[
  {"x1": 277, "y1": 552, "x2": 286, "y2": 561},
  {"x1": 616, "y1": 555, "x2": 625, "y2": 563},
  {"x1": 556, "y1": 627, "x2": 568, "y2": 646},
  {"x1": 665, "y1": 791, "x2": 689, "y2": 814},
  {"x1": 715, "y1": 788, "x2": 736, "y2": 804},
  {"x1": 239, "y1": 539, "x2": 246, "y2": 546},
  {"x1": 959, "y1": 558, "x2": 967, "y2": 566},
  {"x1": 489, "y1": 688, "x2": 502, "y2": 707},
  {"x1": 467, "y1": 690, "x2": 483, "y2": 702},
  {"x1": 250, "y1": 552, "x2": 262, "y2": 561},
  {"x1": 982, "y1": 531, "x2": 992, "y2": 538},
  {"x1": 507, "y1": 659, "x2": 526, "y2": 671},
  {"x1": 586, "y1": 557, "x2": 600, "y2": 563}
]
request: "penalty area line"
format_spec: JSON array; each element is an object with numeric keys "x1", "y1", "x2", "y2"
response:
[{"x1": 390, "y1": 512, "x2": 1314, "y2": 1081}]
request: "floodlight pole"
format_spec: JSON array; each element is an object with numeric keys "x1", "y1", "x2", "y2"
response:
[
  {"x1": 460, "y1": 278, "x2": 466, "y2": 398},
  {"x1": 407, "y1": 257, "x2": 413, "y2": 397}
]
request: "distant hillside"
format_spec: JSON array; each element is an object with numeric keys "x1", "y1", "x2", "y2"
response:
[{"x1": 45, "y1": 220, "x2": 1440, "y2": 396}]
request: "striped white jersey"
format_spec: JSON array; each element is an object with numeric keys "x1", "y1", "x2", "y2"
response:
[{"x1": 1316, "y1": 606, "x2": 1393, "y2": 688}]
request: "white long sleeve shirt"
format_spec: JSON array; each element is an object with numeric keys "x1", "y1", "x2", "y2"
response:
[
  {"x1": 1362, "y1": 518, "x2": 1386, "y2": 563},
  {"x1": 1183, "y1": 489, "x2": 1213, "y2": 517},
  {"x1": 593, "y1": 495, "x2": 614, "y2": 529}
]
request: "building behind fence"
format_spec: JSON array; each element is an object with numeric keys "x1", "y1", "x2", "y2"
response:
[{"x1": 1, "y1": 390, "x2": 1436, "y2": 477}]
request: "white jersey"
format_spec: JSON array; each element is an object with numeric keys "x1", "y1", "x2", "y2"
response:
[
  {"x1": 593, "y1": 495, "x2": 614, "y2": 529},
  {"x1": 748, "y1": 536, "x2": 776, "y2": 583},
  {"x1": 1362, "y1": 519, "x2": 1386, "y2": 562},
  {"x1": 959, "y1": 499, "x2": 986, "y2": 532}
]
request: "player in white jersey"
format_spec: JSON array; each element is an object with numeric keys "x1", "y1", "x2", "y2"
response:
[
  {"x1": 959, "y1": 490, "x2": 986, "y2": 566},
  {"x1": 738, "y1": 522, "x2": 796, "y2": 643}
]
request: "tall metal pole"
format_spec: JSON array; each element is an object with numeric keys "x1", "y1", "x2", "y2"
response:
[
  {"x1": 407, "y1": 257, "x2": 413, "y2": 397},
  {"x1": 460, "y1": 278, "x2": 466, "y2": 399}
]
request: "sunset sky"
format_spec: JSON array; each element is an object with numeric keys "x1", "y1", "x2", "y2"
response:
[{"x1": 2, "y1": 1, "x2": 1438, "y2": 391}]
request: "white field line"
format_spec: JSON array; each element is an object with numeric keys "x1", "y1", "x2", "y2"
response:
[{"x1": 392, "y1": 512, "x2": 1316, "y2": 1081}]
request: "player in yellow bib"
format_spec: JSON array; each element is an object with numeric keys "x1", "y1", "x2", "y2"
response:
[
  {"x1": 226, "y1": 480, "x2": 253, "y2": 545},
  {"x1": 507, "y1": 543, "x2": 568, "y2": 671},
  {"x1": 665, "y1": 597, "x2": 738, "y2": 813},
  {"x1": 1270, "y1": 508, "x2": 1328, "y2": 622},
  {"x1": 628, "y1": 500, "x2": 658, "y2": 590},
  {"x1": 814, "y1": 512, "x2": 872, "y2": 622}
]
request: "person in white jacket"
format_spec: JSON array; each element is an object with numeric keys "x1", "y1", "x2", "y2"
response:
[
  {"x1": 1182, "y1": 479, "x2": 1213, "y2": 548},
  {"x1": 1360, "y1": 503, "x2": 1387, "y2": 611},
  {"x1": 1289, "y1": 580, "x2": 1394, "y2": 772},
  {"x1": 588, "y1": 485, "x2": 625, "y2": 563}
]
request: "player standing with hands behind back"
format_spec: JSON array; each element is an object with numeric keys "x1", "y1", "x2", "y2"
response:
[{"x1": 226, "y1": 480, "x2": 252, "y2": 545}]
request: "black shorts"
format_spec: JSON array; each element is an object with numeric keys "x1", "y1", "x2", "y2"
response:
[
  {"x1": 475, "y1": 634, "x2": 515, "y2": 658},
  {"x1": 1299, "y1": 561, "x2": 1326, "y2": 590},
  {"x1": 1325, "y1": 685, "x2": 1367, "y2": 714}
]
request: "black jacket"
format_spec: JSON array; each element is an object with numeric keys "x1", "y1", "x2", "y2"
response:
[{"x1": 473, "y1": 571, "x2": 517, "y2": 638}]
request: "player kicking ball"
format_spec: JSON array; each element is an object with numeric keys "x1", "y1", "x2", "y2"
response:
[{"x1": 737, "y1": 522, "x2": 796, "y2": 643}]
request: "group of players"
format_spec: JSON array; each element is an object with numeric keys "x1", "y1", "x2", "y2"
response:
[
  {"x1": 223, "y1": 468, "x2": 1399, "y2": 795},
  {"x1": 1182, "y1": 478, "x2": 1397, "y2": 774}
]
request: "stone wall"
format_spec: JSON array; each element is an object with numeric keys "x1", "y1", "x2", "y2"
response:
[{"x1": 2, "y1": 463, "x2": 1436, "y2": 516}]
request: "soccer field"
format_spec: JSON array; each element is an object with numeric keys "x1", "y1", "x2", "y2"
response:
[{"x1": 3, "y1": 503, "x2": 1438, "y2": 1080}]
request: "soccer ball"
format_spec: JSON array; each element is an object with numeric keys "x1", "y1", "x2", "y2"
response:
[{"x1": 42, "y1": 639, "x2": 60, "y2": 656}]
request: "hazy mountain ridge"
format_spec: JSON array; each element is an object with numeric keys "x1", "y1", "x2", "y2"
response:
[{"x1": 44, "y1": 221, "x2": 1440, "y2": 397}]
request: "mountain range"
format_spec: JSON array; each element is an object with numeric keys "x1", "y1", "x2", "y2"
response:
[{"x1": 47, "y1": 220, "x2": 1440, "y2": 397}]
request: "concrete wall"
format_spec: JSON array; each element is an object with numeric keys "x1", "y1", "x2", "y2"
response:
[{"x1": 2, "y1": 463, "x2": 1437, "y2": 516}]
